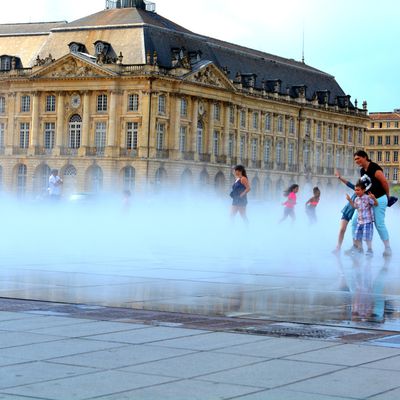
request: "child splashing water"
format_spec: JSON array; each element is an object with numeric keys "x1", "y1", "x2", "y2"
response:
[
  {"x1": 279, "y1": 184, "x2": 299, "y2": 223},
  {"x1": 346, "y1": 180, "x2": 378, "y2": 257},
  {"x1": 305, "y1": 186, "x2": 321, "y2": 224}
]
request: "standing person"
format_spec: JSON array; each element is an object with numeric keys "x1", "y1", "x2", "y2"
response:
[
  {"x1": 48, "y1": 169, "x2": 63, "y2": 201},
  {"x1": 279, "y1": 184, "x2": 299, "y2": 223},
  {"x1": 346, "y1": 180, "x2": 378, "y2": 256},
  {"x1": 353, "y1": 151, "x2": 392, "y2": 257},
  {"x1": 230, "y1": 165, "x2": 251, "y2": 223},
  {"x1": 305, "y1": 186, "x2": 321, "y2": 224}
]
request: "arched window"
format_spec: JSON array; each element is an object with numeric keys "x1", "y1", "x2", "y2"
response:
[
  {"x1": 289, "y1": 118, "x2": 295, "y2": 134},
  {"x1": 197, "y1": 121, "x2": 203, "y2": 154},
  {"x1": 155, "y1": 167, "x2": 167, "y2": 188},
  {"x1": 199, "y1": 169, "x2": 209, "y2": 185},
  {"x1": 16, "y1": 164, "x2": 27, "y2": 197},
  {"x1": 264, "y1": 139, "x2": 271, "y2": 162},
  {"x1": 288, "y1": 143, "x2": 295, "y2": 166},
  {"x1": 276, "y1": 141, "x2": 283, "y2": 164},
  {"x1": 63, "y1": 165, "x2": 77, "y2": 195},
  {"x1": 34, "y1": 164, "x2": 51, "y2": 195},
  {"x1": 277, "y1": 115, "x2": 284, "y2": 133},
  {"x1": 69, "y1": 115, "x2": 82, "y2": 149},
  {"x1": 251, "y1": 177, "x2": 260, "y2": 197},
  {"x1": 265, "y1": 113, "x2": 271, "y2": 131},
  {"x1": 181, "y1": 168, "x2": 193, "y2": 188},
  {"x1": 276, "y1": 178, "x2": 284, "y2": 196},
  {"x1": 122, "y1": 166, "x2": 135, "y2": 191},
  {"x1": 214, "y1": 172, "x2": 225, "y2": 193},
  {"x1": 87, "y1": 166, "x2": 103, "y2": 193}
]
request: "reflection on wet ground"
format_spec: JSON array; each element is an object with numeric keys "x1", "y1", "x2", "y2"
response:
[{"x1": 1, "y1": 252, "x2": 399, "y2": 332}]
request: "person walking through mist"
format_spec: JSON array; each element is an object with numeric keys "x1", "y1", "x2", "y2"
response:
[
  {"x1": 48, "y1": 169, "x2": 63, "y2": 201},
  {"x1": 230, "y1": 165, "x2": 251, "y2": 223},
  {"x1": 351, "y1": 151, "x2": 393, "y2": 257}
]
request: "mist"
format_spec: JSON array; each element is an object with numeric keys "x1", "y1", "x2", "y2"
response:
[{"x1": 0, "y1": 185, "x2": 399, "y2": 327}]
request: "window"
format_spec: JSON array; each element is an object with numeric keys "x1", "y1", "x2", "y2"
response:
[
  {"x1": 228, "y1": 134, "x2": 234, "y2": 157},
  {"x1": 239, "y1": 136, "x2": 245, "y2": 160},
  {"x1": 386, "y1": 136, "x2": 391, "y2": 145},
  {"x1": 251, "y1": 138, "x2": 258, "y2": 161},
  {"x1": 394, "y1": 151, "x2": 398, "y2": 163},
  {"x1": 214, "y1": 103, "x2": 221, "y2": 121},
  {"x1": 393, "y1": 168, "x2": 398, "y2": 181},
  {"x1": 338, "y1": 127, "x2": 343, "y2": 142},
  {"x1": 0, "y1": 56, "x2": 11, "y2": 71},
  {"x1": 95, "y1": 122, "x2": 107, "y2": 150},
  {"x1": 128, "y1": 94, "x2": 139, "y2": 112},
  {"x1": 305, "y1": 119, "x2": 311, "y2": 136},
  {"x1": 0, "y1": 122, "x2": 5, "y2": 148},
  {"x1": 369, "y1": 136, "x2": 375, "y2": 146},
  {"x1": 179, "y1": 126, "x2": 187, "y2": 152},
  {"x1": 0, "y1": 96, "x2": 5, "y2": 113},
  {"x1": 327, "y1": 125, "x2": 333, "y2": 141},
  {"x1": 229, "y1": 107, "x2": 235, "y2": 124},
  {"x1": 158, "y1": 95, "x2": 166, "y2": 114},
  {"x1": 384, "y1": 168, "x2": 390, "y2": 179},
  {"x1": 19, "y1": 122, "x2": 29, "y2": 148},
  {"x1": 197, "y1": 121, "x2": 203, "y2": 154},
  {"x1": 264, "y1": 140, "x2": 271, "y2": 162},
  {"x1": 46, "y1": 95, "x2": 56, "y2": 112},
  {"x1": 335, "y1": 149, "x2": 342, "y2": 168},
  {"x1": 252, "y1": 112, "x2": 259, "y2": 130},
  {"x1": 315, "y1": 146, "x2": 321, "y2": 167},
  {"x1": 394, "y1": 136, "x2": 399, "y2": 145},
  {"x1": 69, "y1": 114, "x2": 82, "y2": 149},
  {"x1": 97, "y1": 94, "x2": 108, "y2": 112},
  {"x1": 126, "y1": 122, "x2": 138, "y2": 150},
  {"x1": 379, "y1": 123, "x2": 383, "y2": 128},
  {"x1": 276, "y1": 141, "x2": 283, "y2": 164},
  {"x1": 21, "y1": 95, "x2": 30, "y2": 112},
  {"x1": 377, "y1": 151, "x2": 382, "y2": 162},
  {"x1": 385, "y1": 151, "x2": 390, "y2": 163},
  {"x1": 277, "y1": 116, "x2": 284, "y2": 133},
  {"x1": 44, "y1": 122, "x2": 55, "y2": 149},
  {"x1": 265, "y1": 113, "x2": 271, "y2": 131},
  {"x1": 288, "y1": 143, "x2": 294, "y2": 165},
  {"x1": 213, "y1": 131, "x2": 220, "y2": 156},
  {"x1": 304, "y1": 143, "x2": 310, "y2": 166},
  {"x1": 387, "y1": 122, "x2": 391, "y2": 128},
  {"x1": 240, "y1": 110, "x2": 246, "y2": 128},
  {"x1": 358, "y1": 129, "x2": 363, "y2": 145},
  {"x1": 395, "y1": 122, "x2": 399, "y2": 128},
  {"x1": 371, "y1": 122, "x2": 375, "y2": 128},
  {"x1": 316, "y1": 123, "x2": 322, "y2": 139},
  {"x1": 156, "y1": 123, "x2": 165, "y2": 150},
  {"x1": 289, "y1": 118, "x2": 295, "y2": 135},
  {"x1": 347, "y1": 128, "x2": 352, "y2": 143},
  {"x1": 17, "y1": 164, "x2": 27, "y2": 197},
  {"x1": 377, "y1": 136, "x2": 383, "y2": 145},
  {"x1": 370, "y1": 151, "x2": 375, "y2": 161},
  {"x1": 180, "y1": 98, "x2": 188, "y2": 117},
  {"x1": 326, "y1": 148, "x2": 333, "y2": 168}
]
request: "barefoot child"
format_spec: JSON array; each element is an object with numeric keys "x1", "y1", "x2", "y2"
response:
[
  {"x1": 346, "y1": 180, "x2": 378, "y2": 256},
  {"x1": 305, "y1": 186, "x2": 321, "y2": 224},
  {"x1": 279, "y1": 184, "x2": 299, "y2": 223}
]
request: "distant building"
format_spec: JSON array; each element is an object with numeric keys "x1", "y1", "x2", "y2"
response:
[
  {"x1": 0, "y1": 0, "x2": 368, "y2": 198},
  {"x1": 366, "y1": 111, "x2": 400, "y2": 186}
]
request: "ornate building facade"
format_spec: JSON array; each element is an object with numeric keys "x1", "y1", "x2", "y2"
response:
[
  {"x1": 366, "y1": 111, "x2": 400, "y2": 186},
  {"x1": 0, "y1": 0, "x2": 369, "y2": 198}
]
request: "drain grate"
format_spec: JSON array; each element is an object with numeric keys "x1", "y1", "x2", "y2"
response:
[{"x1": 238, "y1": 325, "x2": 334, "y2": 339}]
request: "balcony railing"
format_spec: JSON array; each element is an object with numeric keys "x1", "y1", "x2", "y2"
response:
[
  {"x1": 276, "y1": 163, "x2": 286, "y2": 171},
  {"x1": 315, "y1": 166, "x2": 324, "y2": 175},
  {"x1": 60, "y1": 148, "x2": 78, "y2": 157},
  {"x1": 288, "y1": 164, "x2": 298, "y2": 173},
  {"x1": 216, "y1": 155, "x2": 227, "y2": 164},
  {"x1": 35, "y1": 147, "x2": 54, "y2": 156},
  {"x1": 263, "y1": 161, "x2": 274, "y2": 170},
  {"x1": 87, "y1": 147, "x2": 105, "y2": 157},
  {"x1": 120, "y1": 148, "x2": 138, "y2": 158},
  {"x1": 156, "y1": 149, "x2": 169, "y2": 159},
  {"x1": 183, "y1": 151, "x2": 194, "y2": 161},
  {"x1": 199, "y1": 153, "x2": 211, "y2": 162},
  {"x1": 250, "y1": 160, "x2": 261, "y2": 169},
  {"x1": 13, "y1": 147, "x2": 28, "y2": 155},
  {"x1": 325, "y1": 167, "x2": 335, "y2": 175}
]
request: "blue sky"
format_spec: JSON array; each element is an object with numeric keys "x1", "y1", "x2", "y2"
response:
[{"x1": 1, "y1": 0, "x2": 399, "y2": 112}]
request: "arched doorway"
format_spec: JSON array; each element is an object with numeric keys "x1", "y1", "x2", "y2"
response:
[
  {"x1": 122, "y1": 166, "x2": 135, "y2": 191},
  {"x1": 214, "y1": 171, "x2": 225, "y2": 194},
  {"x1": 63, "y1": 165, "x2": 77, "y2": 195},
  {"x1": 34, "y1": 164, "x2": 51, "y2": 196},
  {"x1": 181, "y1": 169, "x2": 193, "y2": 189},
  {"x1": 251, "y1": 177, "x2": 260, "y2": 198},
  {"x1": 86, "y1": 165, "x2": 103, "y2": 193},
  {"x1": 199, "y1": 169, "x2": 209, "y2": 186},
  {"x1": 16, "y1": 164, "x2": 27, "y2": 197},
  {"x1": 69, "y1": 114, "x2": 82, "y2": 149},
  {"x1": 155, "y1": 167, "x2": 167, "y2": 190},
  {"x1": 276, "y1": 178, "x2": 284, "y2": 198}
]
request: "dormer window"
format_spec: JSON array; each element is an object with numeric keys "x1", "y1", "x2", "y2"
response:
[
  {"x1": 0, "y1": 56, "x2": 11, "y2": 71},
  {"x1": 69, "y1": 42, "x2": 86, "y2": 54},
  {"x1": 94, "y1": 41, "x2": 110, "y2": 56}
]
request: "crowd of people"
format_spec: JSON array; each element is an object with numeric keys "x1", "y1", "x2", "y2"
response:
[{"x1": 230, "y1": 150, "x2": 397, "y2": 258}]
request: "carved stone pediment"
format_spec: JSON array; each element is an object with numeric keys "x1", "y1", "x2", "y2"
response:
[
  {"x1": 184, "y1": 63, "x2": 235, "y2": 90},
  {"x1": 32, "y1": 54, "x2": 116, "y2": 79}
]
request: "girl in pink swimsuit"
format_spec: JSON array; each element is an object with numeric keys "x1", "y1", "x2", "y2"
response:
[{"x1": 279, "y1": 184, "x2": 299, "y2": 223}]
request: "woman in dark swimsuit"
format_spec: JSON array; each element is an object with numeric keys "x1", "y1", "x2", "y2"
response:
[{"x1": 230, "y1": 165, "x2": 251, "y2": 223}]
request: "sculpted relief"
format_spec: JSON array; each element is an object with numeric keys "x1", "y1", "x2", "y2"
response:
[
  {"x1": 41, "y1": 59, "x2": 103, "y2": 79},
  {"x1": 192, "y1": 67, "x2": 226, "y2": 88}
]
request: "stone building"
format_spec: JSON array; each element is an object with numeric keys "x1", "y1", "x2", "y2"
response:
[
  {"x1": 366, "y1": 110, "x2": 400, "y2": 186},
  {"x1": 0, "y1": 0, "x2": 369, "y2": 198}
]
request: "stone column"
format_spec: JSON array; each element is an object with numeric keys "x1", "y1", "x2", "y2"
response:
[
  {"x1": 5, "y1": 93, "x2": 16, "y2": 155},
  {"x1": 106, "y1": 90, "x2": 119, "y2": 157},
  {"x1": 81, "y1": 91, "x2": 90, "y2": 149},
  {"x1": 28, "y1": 92, "x2": 39, "y2": 156},
  {"x1": 223, "y1": 104, "x2": 230, "y2": 161},
  {"x1": 54, "y1": 92, "x2": 65, "y2": 156},
  {"x1": 191, "y1": 98, "x2": 198, "y2": 161},
  {"x1": 208, "y1": 102, "x2": 214, "y2": 162},
  {"x1": 173, "y1": 96, "x2": 181, "y2": 159}
]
